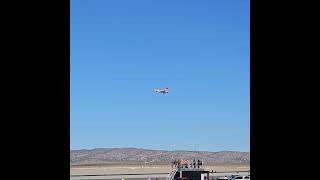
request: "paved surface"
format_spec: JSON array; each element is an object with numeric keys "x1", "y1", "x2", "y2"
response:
[
  {"x1": 70, "y1": 171, "x2": 250, "y2": 180},
  {"x1": 70, "y1": 174, "x2": 169, "y2": 180}
]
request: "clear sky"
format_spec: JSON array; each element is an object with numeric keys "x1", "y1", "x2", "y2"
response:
[{"x1": 71, "y1": 0, "x2": 250, "y2": 152}]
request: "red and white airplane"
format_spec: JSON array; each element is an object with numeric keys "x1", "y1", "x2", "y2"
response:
[{"x1": 153, "y1": 87, "x2": 169, "y2": 94}]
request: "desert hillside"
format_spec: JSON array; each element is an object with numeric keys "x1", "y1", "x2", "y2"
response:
[{"x1": 70, "y1": 148, "x2": 250, "y2": 166}]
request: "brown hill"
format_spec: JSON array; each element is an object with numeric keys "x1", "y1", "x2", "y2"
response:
[{"x1": 70, "y1": 148, "x2": 250, "y2": 166}]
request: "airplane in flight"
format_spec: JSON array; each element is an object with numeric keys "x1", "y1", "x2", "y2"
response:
[{"x1": 154, "y1": 87, "x2": 169, "y2": 94}]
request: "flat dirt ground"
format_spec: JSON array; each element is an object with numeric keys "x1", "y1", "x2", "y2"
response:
[{"x1": 70, "y1": 164, "x2": 250, "y2": 175}]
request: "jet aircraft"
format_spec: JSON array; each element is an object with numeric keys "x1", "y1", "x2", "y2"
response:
[{"x1": 154, "y1": 87, "x2": 169, "y2": 94}]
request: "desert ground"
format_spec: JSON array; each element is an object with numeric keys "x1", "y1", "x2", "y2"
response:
[{"x1": 70, "y1": 164, "x2": 250, "y2": 175}]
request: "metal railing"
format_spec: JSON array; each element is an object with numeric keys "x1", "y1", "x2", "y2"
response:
[{"x1": 166, "y1": 168, "x2": 178, "y2": 180}]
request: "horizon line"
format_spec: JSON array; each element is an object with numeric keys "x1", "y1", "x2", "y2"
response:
[{"x1": 70, "y1": 147, "x2": 250, "y2": 153}]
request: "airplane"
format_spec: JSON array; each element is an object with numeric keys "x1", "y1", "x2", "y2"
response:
[{"x1": 154, "y1": 87, "x2": 169, "y2": 94}]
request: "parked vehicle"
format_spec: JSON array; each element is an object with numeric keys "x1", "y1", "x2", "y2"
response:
[
  {"x1": 231, "y1": 175, "x2": 250, "y2": 179},
  {"x1": 217, "y1": 176, "x2": 231, "y2": 180}
]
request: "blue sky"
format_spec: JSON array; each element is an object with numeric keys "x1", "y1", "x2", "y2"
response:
[{"x1": 71, "y1": 0, "x2": 250, "y2": 152}]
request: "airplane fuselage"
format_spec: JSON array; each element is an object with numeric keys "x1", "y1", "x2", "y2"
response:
[{"x1": 154, "y1": 88, "x2": 169, "y2": 94}]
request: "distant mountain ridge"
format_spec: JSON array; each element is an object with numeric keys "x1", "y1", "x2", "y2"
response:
[{"x1": 70, "y1": 148, "x2": 250, "y2": 165}]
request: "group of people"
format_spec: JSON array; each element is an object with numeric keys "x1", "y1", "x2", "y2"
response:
[{"x1": 171, "y1": 159, "x2": 203, "y2": 169}]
